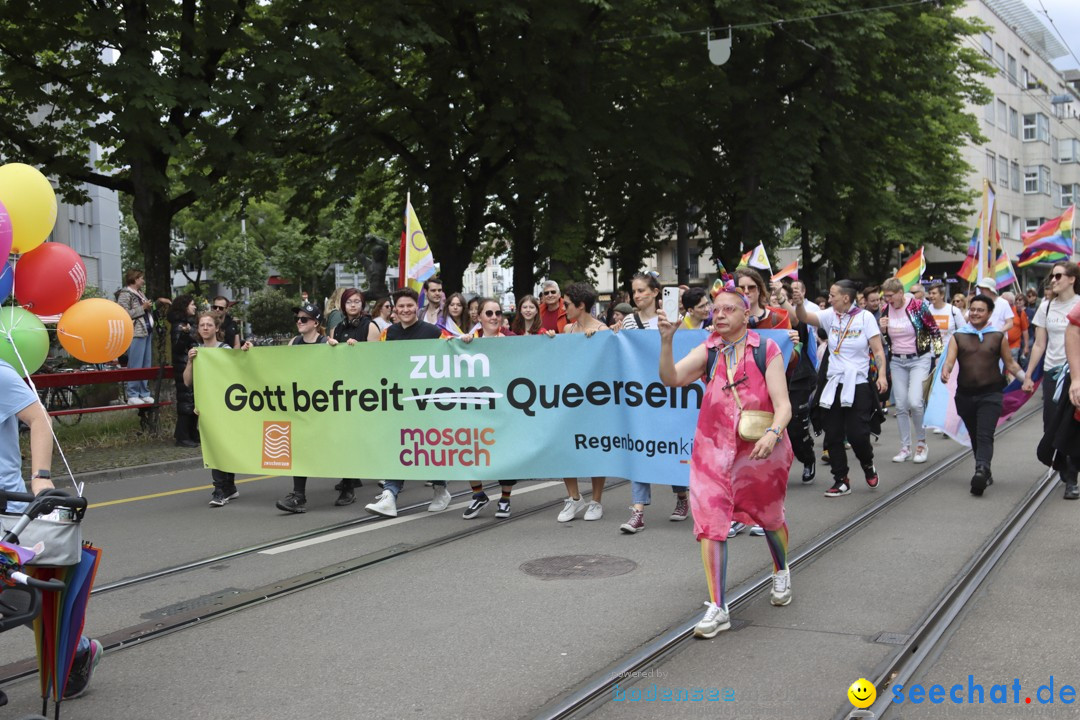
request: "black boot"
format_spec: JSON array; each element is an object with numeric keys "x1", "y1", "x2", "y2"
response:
[
  {"x1": 335, "y1": 479, "x2": 357, "y2": 506},
  {"x1": 970, "y1": 465, "x2": 991, "y2": 496}
]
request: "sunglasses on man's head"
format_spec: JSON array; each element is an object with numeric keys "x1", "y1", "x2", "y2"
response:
[{"x1": 483, "y1": 309, "x2": 503, "y2": 318}]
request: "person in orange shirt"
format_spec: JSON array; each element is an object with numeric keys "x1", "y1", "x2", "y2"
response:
[
  {"x1": 1001, "y1": 291, "x2": 1029, "y2": 365},
  {"x1": 537, "y1": 280, "x2": 567, "y2": 333}
]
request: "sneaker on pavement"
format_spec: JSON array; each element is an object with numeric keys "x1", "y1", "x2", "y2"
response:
[
  {"x1": 693, "y1": 602, "x2": 730, "y2": 638},
  {"x1": 749, "y1": 525, "x2": 765, "y2": 536},
  {"x1": 495, "y1": 499, "x2": 511, "y2": 519},
  {"x1": 801, "y1": 461, "x2": 816, "y2": 484},
  {"x1": 462, "y1": 493, "x2": 490, "y2": 519},
  {"x1": 825, "y1": 480, "x2": 851, "y2": 497},
  {"x1": 892, "y1": 447, "x2": 911, "y2": 463},
  {"x1": 583, "y1": 501, "x2": 604, "y2": 521},
  {"x1": 1064, "y1": 482, "x2": 1079, "y2": 500},
  {"x1": 863, "y1": 463, "x2": 879, "y2": 489},
  {"x1": 209, "y1": 490, "x2": 227, "y2": 507},
  {"x1": 557, "y1": 496, "x2": 587, "y2": 523},
  {"x1": 334, "y1": 484, "x2": 356, "y2": 506},
  {"x1": 429, "y1": 485, "x2": 452, "y2": 512},
  {"x1": 770, "y1": 568, "x2": 792, "y2": 606},
  {"x1": 669, "y1": 496, "x2": 689, "y2": 521},
  {"x1": 913, "y1": 443, "x2": 929, "y2": 464},
  {"x1": 275, "y1": 491, "x2": 307, "y2": 513},
  {"x1": 821, "y1": 449, "x2": 831, "y2": 465},
  {"x1": 63, "y1": 639, "x2": 102, "y2": 699},
  {"x1": 224, "y1": 486, "x2": 239, "y2": 502},
  {"x1": 619, "y1": 507, "x2": 645, "y2": 534},
  {"x1": 728, "y1": 521, "x2": 746, "y2": 538},
  {"x1": 365, "y1": 490, "x2": 398, "y2": 518}
]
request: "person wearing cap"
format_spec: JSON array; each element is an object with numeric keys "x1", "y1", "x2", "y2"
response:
[
  {"x1": 609, "y1": 302, "x2": 633, "y2": 332},
  {"x1": 365, "y1": 287, "x2": 453, "y2": 517},
  {"x1": 974, "y1": 277, "x2": 1014, "y2": 334},
  {"x1": 241, "y1": 301, "x2": 333, "y2": 513}
]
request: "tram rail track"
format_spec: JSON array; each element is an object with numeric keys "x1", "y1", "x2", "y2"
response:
[{"x1": 531, "y1": 405, "x2": 1043, "y2": 720}]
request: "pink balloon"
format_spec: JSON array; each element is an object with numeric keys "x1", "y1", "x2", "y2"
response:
[
  {"x1": 14, "y1": 242, "x2": 88, "y2": 316},
  {"x1": 0, "y1": 198, "x2": 11, "y2": 268}
]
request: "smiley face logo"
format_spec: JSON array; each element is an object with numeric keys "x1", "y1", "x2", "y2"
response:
[{"x1": 848, "y1": 678, "x2": 876, "y2": 708}]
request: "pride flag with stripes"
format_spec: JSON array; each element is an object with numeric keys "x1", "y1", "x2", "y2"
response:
[
  {"x1": 1020, "y1": 205, "x2": 1074, "y2": 258},
  {"x1": 771, "y1": 260, "x2": 798, "y2": 282},
  {"x1": 993, "y1": 245, "x2": 1017, "y2": 291},
  {"x1": 957, "y1": 227, "x2": 979, "y2": 283},
  {"x1": 896, "y1": 247, "x2": 925, "y2": 290}
]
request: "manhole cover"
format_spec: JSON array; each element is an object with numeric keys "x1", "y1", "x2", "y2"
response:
[{"x1": 520, "y1": 554, "x2": 637, "y2": 580}]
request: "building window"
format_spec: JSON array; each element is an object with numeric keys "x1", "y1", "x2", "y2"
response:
[
  {"x1": 1062, "y1": 184, "x2": 1078, "y2": 208},
  {"x1": 986, "y1": 102, "x2": 996, "y2": 126},
  {"x1": 1009, "y1": 107, "x2": 1019, "y2": 138},
  {"x1": 1010, "y1": 161, "x2": 1021, "y2": 192},
  {"x1": 1007, "y1": 54, "x2": 1017, "y2": 85},
  {"x1": 997, "y1": 99, "x2": 1008, "y2": 129},
  {"x1": 998, "y1": 156, "x2": 1008, "y2": 186},
  {"x1": 1025, "y1": 218, "x2": 1041, "y2": 234},
  {"x1": 987, "y1": 152, "x2": 997, "y2": 182},
  {"x1": 1040, "y1": 166, "x2": 1051, "y2": 195},
  {"x1": 994, "y1": 44, "x2": 1005, "y2": 70},
  {"x1": 1000, "y1": 211, "x2": 1011, "y2": 237},
  {"x1": 1052, "y1": 182, "x2": 1062, "y2": 208},
  {"x1": 1024, "y1": 166, "x2": 1050, "y2": 194},
  {"x1": 1063, "y1": 139, "x2": 1080, "y2": 163},
  {"x1": 982, "y1": 33, "x2": 993, "y2": 55},
  {"x1": 1023, "y1": 113, "x2": 1050, "y2": 142}
]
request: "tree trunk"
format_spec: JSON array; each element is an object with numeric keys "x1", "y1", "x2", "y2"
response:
[
  {"x1": 510, "y1": 200, "x2": 537, "y2": 299},
  {"x1": 130, "y1": 188, "x2": 175, "y2": 301}
]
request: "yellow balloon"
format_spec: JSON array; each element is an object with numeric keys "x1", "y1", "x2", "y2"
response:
[
  {"x1": 0, "y1": 163, "x2": 58, "y2": 255},
  {"x1": 57, "y1": 299, "x2": 134, "y2": 364}
]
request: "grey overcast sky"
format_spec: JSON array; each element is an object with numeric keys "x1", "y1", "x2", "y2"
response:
[{"x1": 1027, "y1": 0, "x2": 1080, "y2": 70}]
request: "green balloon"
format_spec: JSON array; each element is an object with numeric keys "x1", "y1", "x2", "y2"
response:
[{"x1": 0, "y1": 306, "x2": 49, "y2": 377}]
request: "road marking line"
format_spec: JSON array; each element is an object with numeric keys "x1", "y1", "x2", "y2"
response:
[
  {"x1": 89, "y1": 475, "x2": 275, "y2": 508},
  {"x1": 260, "y1": 481, "x2": 564, "y2": 555}
]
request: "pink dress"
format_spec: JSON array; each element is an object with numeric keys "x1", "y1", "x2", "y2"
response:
[{"x1": 690, "y1": 331, "x2": 794, "y2": 542}]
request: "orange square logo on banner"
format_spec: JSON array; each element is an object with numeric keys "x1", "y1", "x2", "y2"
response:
[{"x1": 262, "y1": 421, "x2": 292, "y2": 469}]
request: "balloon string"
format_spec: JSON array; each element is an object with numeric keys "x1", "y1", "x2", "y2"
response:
[{"x1": 5, "y1": 254, "x2": 82, "y2": 497}]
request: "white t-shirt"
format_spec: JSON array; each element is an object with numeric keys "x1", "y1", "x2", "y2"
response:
[
  {"x1": 818, "y1": 308, "x2": 880, "y2": 384},
  {"x1": 801, "y1": 299, "x2": 820, "y2": 317},
  {"x1": 929, "y1": 303, "x2": 965, "y2": 344},
  {"x1": 988, "y1": 296, "x2": 1014, "y2": 331},
  {"x1": 1033, "y1": 295, "x2": 1080, "y2": 369}
]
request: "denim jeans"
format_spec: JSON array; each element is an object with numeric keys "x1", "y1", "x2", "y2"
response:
[
  {"x1": 126, "y1": 334, "x2": 153, "y2": 398},
  {"x1": 891, "y1": 354, "x2": 932, "y2": 449},
  {"x1": 383, "y1": 480, "x2": 446, "y2": 497},
  {"x1": 630, "y1": 481, "x2": 688, "y2": 506}
]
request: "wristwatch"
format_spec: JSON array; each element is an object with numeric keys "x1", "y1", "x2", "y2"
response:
[{"x1": 31, "y1": 469, "x2": 51, "y2": 480}]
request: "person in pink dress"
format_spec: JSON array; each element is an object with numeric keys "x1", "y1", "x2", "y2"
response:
[{"x1": 658, "y1": 282, "x2": 794, "y2": 639}]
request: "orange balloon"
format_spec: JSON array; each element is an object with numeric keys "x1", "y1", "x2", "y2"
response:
[{"x1": 57, "y1": 298, "x2": 134, "y2": 363}]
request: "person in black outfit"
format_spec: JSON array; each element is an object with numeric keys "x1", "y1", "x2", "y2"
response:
[
  {"x1": 168, "y1": 294, "x2": 199, "y2": 447},
  {"x1": 211, "y1": 295, "x2": 242, "y2": 348},
  {"x1": 940, "y1": 295, "x2": 1024, "y2": 496},
  {"x1": 325, "y1": 288, "x2": 380, "y2": 505}
]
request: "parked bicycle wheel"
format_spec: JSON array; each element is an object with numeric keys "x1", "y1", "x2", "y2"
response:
[{"x1": 46, "y1": 387, "x2": 83, "y2": 426}]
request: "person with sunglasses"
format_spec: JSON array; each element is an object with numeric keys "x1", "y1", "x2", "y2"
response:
[
  {"x1": 1023, "y1": 262, "x2": 1080, "y2": 499},
  {"x1": 538, "y1": 280, "x2": 567, "y2": 334},
  {"x1": 455, "y1": 298, "x2": 519, "y2": 518},
  {"x1": 554, "y1": 283, "x2": 609, "y2": 522},
  {"x1": 210, "y1": 296, "x2": 242, "y2": 348},
  {"x1": 658, "y1": 282, "x2": 794, "y2": 637},
  {"x1": 620, "y1": 272, "x2": 689, "y2": 532},
  {"x1": 365, "y1": 288, "x2": 453, "y2": 517},
  {"x1": 371, "y1": 295, "x2": 393, "y2": 332},
  {"x1": 793, "y1": 280, "x2": 888, "y2": 497}
]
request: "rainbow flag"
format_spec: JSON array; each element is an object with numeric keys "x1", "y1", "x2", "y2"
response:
[
  {"x1": 771, "y1": 260, "x2": 798, "y2": 282},
  {"x1": 976, "y1": 180, "x2": 1001, "y2": 284},
  {"x1": 896, "y1": 247, "x2": 925, "y2": 290},
  {"x1": 736, "y1": 250, "x2": 752, "y2": 269},
  {"x1": 398, "y1": 196, "x2": 436, "y2": 292},
  {"x1": 1020, "y1": 205, "x2": 1074, "y2": 262},
  {"x1": 957, "y1": 226, "x2": 979, "y2": 282},
  {"x1": 994, "y1": 245, "x2": 1017, "y2": 291}
]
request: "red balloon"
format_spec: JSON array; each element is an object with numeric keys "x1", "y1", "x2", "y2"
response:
[{"x1": 14, "y1": 242, "x2": 87, "y2": 316}]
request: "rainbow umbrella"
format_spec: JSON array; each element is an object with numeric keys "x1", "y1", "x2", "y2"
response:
[{"x1": 30, "y1": 543, "x2": 102, "y2": 717}]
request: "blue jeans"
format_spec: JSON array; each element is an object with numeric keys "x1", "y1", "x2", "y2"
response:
[
  {"x1": 630, "y1": 481, "x2": 688, "y2": 506},
  {"x1": 126, "y1": 335, "x2": 153, "y2": 398},
  {"x1": 383, "y1": 480, "x2": 446, "y2": 497},
  {"x1": 891, "y1": 354, "x2": 932, "y2": 449}
]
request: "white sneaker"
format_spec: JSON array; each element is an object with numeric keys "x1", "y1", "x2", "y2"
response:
[
  {"x1": 583, "y1": 501, "x2": 603, "y2": 521},
  {"x1": 693, "y1": 601, "x2": 730, "y2": 638},
  {"x1": 557, "y1": 496, "x2": 586, "y2": 523},
  {"x1": 428, "y1": 485, "x2": 451, "y2": 512},
  {"x1": 749, "y1": 525, "x2": 765, "y2": 536},
  {"x1": 891, "y1": 447, "x2": 911, "y2": 463},
  {"x1": 933, "y1": 428, "x2": 944, "y2": 435},
  {"x1": 144, "y1": 396, "x2": 154, "y2": 404},
  {"x1": 913, "y1": 444, "x2": 929, "y2": 464},
  {"x1": 128, "y1": 396, "x2": 146, "y2": 405},
  {"x1": 365, "y1": 490, "x2": 398, "y2": 518},
  {"x1": 770, "y1": 568, "x2": 792, "y2": 606}
]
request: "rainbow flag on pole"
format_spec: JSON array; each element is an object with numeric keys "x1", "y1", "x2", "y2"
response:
[
  {"x1": 976, "y1": 180, "x2": 1000, "y2": 284},
  {"x1": 1017, "y1": 205, "x2": 1074, "y2": 265},
  {"x1": 896, "y1": 247, "x2": 925, "y2": 290},
  {"x1": 771, "y1": 260, "x2": 798, "y2": 283},
  {"x1": 994, "y1": 244, "x2": 1018, "y2": 291},
  {"x1": 736, "y1": 250, "x2": 752, "y2": 269},
  {"x1": 398, "y1": 195, "x2": 436, "y2": 292},
  {"x1": 957, "y1": 226, "x2": 979, "y2": 282}
]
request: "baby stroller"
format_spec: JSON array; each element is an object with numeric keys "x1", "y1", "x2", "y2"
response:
[{"x1": 1, "y1": 488, "x2": 89, "y2": 720}]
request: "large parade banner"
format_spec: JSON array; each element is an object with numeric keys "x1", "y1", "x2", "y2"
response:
[{"x1": 194, "y1": 330, "x2": 792, "y2": 485}]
